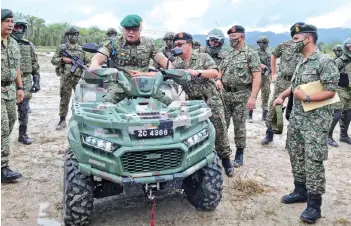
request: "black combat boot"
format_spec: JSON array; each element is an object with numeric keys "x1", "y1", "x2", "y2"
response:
[
  {"x1": 233, "y1": 148, "x2": 244, "y2": 168},
  {"x1": 300, "y1": 194, "x2": 322, "y2": 224},
  {"x1": 261, "y1": 110, "x2": 268, "y2": 121},
  {"x1": 328, "y1": 111, "x2": 340, "y2": 147},
  {"x1": 247, "y1": 111, "x2": 253, "y2": 123},
  {"x1": 281, "y1": 182, "x2": 308, "y2": 204},
  {"x1": 261, "y1": 128, "x2": 274, "y2": 145},
  {"x1": 18, "y1": 125, "x2": 33, "y2": 145},
  {"x1": 56, "y1": 116, "x2": 67, "y2": 131},
  {"x1": 1, "y1": 167, "x2": 22, "y2": 183},
  {"x1": 221, "y1": 158, "x2": 234, "y2": 177},
  {"x1": 340, "y1": 110, "x2": 351, "y2": 145}
]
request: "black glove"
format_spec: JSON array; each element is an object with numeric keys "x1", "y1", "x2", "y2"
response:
[{"x1": 30, "y1": 75, "x2": 40, "y2": 93}]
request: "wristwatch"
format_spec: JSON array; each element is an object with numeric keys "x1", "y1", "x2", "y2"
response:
[
  {"x1": 305, "y1": 95, "x2": 311, "y2": 103},
  {"x1": 16, "y1": 86, "x2": 24, "y2": 91}
]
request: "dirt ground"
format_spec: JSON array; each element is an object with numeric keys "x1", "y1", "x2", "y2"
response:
[{"x1": 1, "y1": 54, "x2": 351, "y2": 226}]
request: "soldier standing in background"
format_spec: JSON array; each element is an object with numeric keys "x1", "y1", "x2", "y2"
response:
[
  {"x1": 248, "y1": 36, "x2": 271, "y2": 122},
  {"x1": 11, "y1": 15, "x2": 41, "y2": 145},
  {"x1": 51, "y1": 26, "x2": 90, "y2": 130}
]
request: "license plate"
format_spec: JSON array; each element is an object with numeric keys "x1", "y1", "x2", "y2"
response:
[{"x1": 135, "y1": 128, "x2": 172, "y2": 138}]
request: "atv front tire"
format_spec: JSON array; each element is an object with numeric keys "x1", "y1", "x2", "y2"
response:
[
  {"x1": 63, "y1": 149, "x2": 94, "y2": 225},
  {"x1": 182, "y1": 155, "x2": 223, "y2": 210}
]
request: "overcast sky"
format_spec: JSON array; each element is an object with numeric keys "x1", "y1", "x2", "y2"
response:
[{"x1": 3, "y1": 0, "x2": 351, "y2": 38}]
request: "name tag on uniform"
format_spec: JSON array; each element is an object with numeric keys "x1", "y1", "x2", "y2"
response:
[
  {"x1": 237, "y1": 54, "x2": 246, "y2": 61},
  {"x1": 303, "y1": 69, "x2": 316, "y2": 74}
]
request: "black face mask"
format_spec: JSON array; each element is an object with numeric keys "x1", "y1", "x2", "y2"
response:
[
  {"x1": 334, "y1": 50, "x2": 343, "y2": 58},
  {"x1": 294, "y1": 38, "x2": 309, "y2": 53},
  {"x1": 230, "y1": 38, "x2": 240, "y2": 48}
]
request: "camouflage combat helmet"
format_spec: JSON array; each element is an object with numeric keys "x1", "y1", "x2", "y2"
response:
[
  {"x1": 12, "y1": 15, "x2": 28, "y2": 40},
  {"x1": 332, "y1": 44, "x2": 342, "y2": 51},
  {"x1": 193, "y1": 40, "x2": 201, "y2": 48},
  {"x1": 342, "y1": 38, "x2": 351, "y2": 58},
  {"x1": 163, "y1": 32, "x2": 176, "y2": 40},
  {"x1": 64, "y1": 26, "x2": 80, "y2": 35},
  {"x1": 206, "y1": 29, "x2": 225, "y2": 48},
  {"x1": 106, "y1": 27, "x2": 117, "y2": 35},
  {"x1": 257, "y1": 36, "x2": 269, "y2": 43}
]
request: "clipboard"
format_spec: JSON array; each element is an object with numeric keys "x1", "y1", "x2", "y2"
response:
[{"x1": 299, "y1": 81, "x2": 340, "y2": 112}]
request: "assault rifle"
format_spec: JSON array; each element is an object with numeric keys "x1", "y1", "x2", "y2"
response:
[
  {"x1": 62, "y1": 49, "x2": 87, "y2": 73},
  {"x1": 260, "y1": 59, "x2": 271, "y2": 76}
]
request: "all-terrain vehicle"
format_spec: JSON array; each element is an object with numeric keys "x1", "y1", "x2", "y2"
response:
[{"x1": 63, "y1": 43, "x2": 223, "y2": 225}]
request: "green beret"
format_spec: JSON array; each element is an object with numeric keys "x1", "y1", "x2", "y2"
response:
[
  {"x1": 173, "y1": 32, "x2": 193, "y2": 42},
  {"x1": 120, "y1": 14, "x2": 142, "y2": 28},
  {"x1": 290, "y1": 22, "x2": 317, "y2": 37},
  {"x1": 227, "y1": 25, "x2": 245, "y2": 35},
  {"x1": 1, "y1": 9, "x2": 13, "y2": 21}
]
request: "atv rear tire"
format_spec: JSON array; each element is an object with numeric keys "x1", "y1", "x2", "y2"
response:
[
  {"x1": 182, "y1": 155, "x2": 223, "y2": 210},
  {"x1": 63, "y1": 149, "x2": 94, "y2": 226}
]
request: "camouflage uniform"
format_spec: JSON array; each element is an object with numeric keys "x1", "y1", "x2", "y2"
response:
[
  {"x1": 11, "y1": 15, "x2": 40, "y2": 144},
  {"x1": 1, "y1": 36, "x2": 21, "y2": 167},
  {"x1": 51, "y1": 27, "x2": 90, "y2": 131},
  {"x1": 199, "y1": 46, "x2": 228, "y2": 66},
  {"x1": 333, "y1": 42, "x2": 351, "y2": 144},
  {"x1": 287, "y1": 51, "x2": 339, "y2": 195},
  {"x1": 261, "y1": 40, "x2": 301, "y2": 144},
  {"x1": 99, "y1": 36, "x2": 172, "y2": 105},
  {"x1": 172, "y1": 52, "x2": 232, "y2": 159},
  {"x1": 220, "y1": 44, "x2": 261, "y2": 148},
  {"x1": 257, "y1": 44, "x2": 271, "y2": 112}
]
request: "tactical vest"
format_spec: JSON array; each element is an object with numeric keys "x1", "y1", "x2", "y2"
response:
[
  {"x1": 110, "y1": 37, "x2": 153, "y2": 72},
  {"x1": 18, "y1": 41, "x2": 32, "y2": 73},
  {"x1": 60, "y1": 44, "x2": 86, "y2": 76}
]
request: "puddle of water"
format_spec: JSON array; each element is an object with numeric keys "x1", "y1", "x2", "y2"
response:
[
  {"x1": 37, "y1": 218, "x2": 61, "y2": 226},
  {"x1": 37, "y1": 202, "x2": 62, "y2": 226}
]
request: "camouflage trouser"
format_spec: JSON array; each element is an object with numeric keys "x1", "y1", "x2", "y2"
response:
[
  {"x1": 206, "y1": 95, "x2": 231, "y2": 158},
  {"x1": 1, "y1": 98, "x2": 17, "y2": 167},
  {"x1": 103, "y1": 83, "x2": 172, "y2": 106},
  {"x1": 260, "y1": 74, "x2": 271, "y2": 111},
  {"x1": 59, "y1": 73, "x2": 80, "y2": 117},
  {"x1": 266, "y1": 75, "x2": 291, "y2": 128},
  {"x1": 337, "y1": 87, "x2": 351, "y2": 128},
  {"x1": 286, "y1": 120, "x2": 330, "y2": 195},
  {"x1": 18, "y1": 74, "x2": 32, "y2": 125},
  {"x1": 223, "y1": 97, "x2": 247, "y2": 149}
]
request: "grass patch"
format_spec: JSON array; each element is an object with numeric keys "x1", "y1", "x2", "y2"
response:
[{"x1": 227, "y1": 170, "x2": 274, "y2": 201}]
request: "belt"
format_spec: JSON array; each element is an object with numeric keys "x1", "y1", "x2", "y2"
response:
[
  {"x1": 1, "y1": 81, "x2": 13, "y2": 87},
  {"x1": 224, "y1": 84, "x2": 251, "y2": 92}
]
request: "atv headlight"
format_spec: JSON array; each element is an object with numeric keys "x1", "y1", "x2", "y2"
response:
[
  {"x1": 184, "y1": 128, "x2": 209, "y2": 147},
  {"x1": 82, "y1": 135, "x2": 119, "y2": 153}
]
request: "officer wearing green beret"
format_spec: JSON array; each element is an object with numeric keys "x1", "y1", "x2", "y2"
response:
[
  {"x1": 1, "y1": 8, "x2": 25, "y2": 182},
  {"x1": 218, "y1": 25, "x2": 262, "y2": 168},
  {"x1": 90, "y1": 14, "x2": 172, "y2": 105},
  {"x1": 273, "y1": 23, "x2": 339, "y2": 223},
  {"x1": 171, "y1": 32, "x2": 234, "y2": 177}
]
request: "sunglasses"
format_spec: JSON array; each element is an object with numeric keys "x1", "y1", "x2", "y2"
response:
[
  {"x1": 124, "y1": 27, "x2": 140, "y2": 33},
  {"x1": 209, "y1": 39, "x2": 220, "y2": 44}
]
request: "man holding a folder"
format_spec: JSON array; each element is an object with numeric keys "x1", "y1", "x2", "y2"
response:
[{"x1": 273, "y1": 23, "x2": 339, "y2": 224}]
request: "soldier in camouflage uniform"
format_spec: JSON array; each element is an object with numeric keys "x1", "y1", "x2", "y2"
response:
[
  {"x1": 154, "y1": 32, "x2": 179, "y2": 92},
  {"x1": 261, "y1": 35, "x2": 301, "y2": 145},
  {"x1": 198, "y1": 29, "x2": 227, "y2": 66},
  {"x1": 171, "y1": 32, "x2": 234, "y2": 177},
  {"x1": 51, "y1": 26, "x2": 90, "y2": 130},
  {"x1": 1, "y1": 9, "x2": 25, "y2": 182},
  {"x1": 192, "y1": 40, "x2": 201, "y2": 52},
  {"x1": 218, "y1": 25, "x2": 261, "y2": 168},
  {"x1": 90, "y1": 15, "x2": 172, "y2": 106},
  {"x1": 248, "y1": 36, "x2": 271, "y2": 122},
  {"x1": 332, "y1": 38, "x2": 351, "y2": 145},
  {"x1": 11, "y1": 15, "x2": 41, "y2": 145},
  {"x1": 273, "y1": 23, "x2": 339, "y2": 224}
]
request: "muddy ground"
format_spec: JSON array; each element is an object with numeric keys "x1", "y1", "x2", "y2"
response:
[{"x1": 1, "y1": 54, "x2": 351, "y2": 226}]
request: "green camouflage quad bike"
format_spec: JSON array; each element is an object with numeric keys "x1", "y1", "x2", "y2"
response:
[{"x1": 63, "y1": 43, "x2": 223, "y2": 225}]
